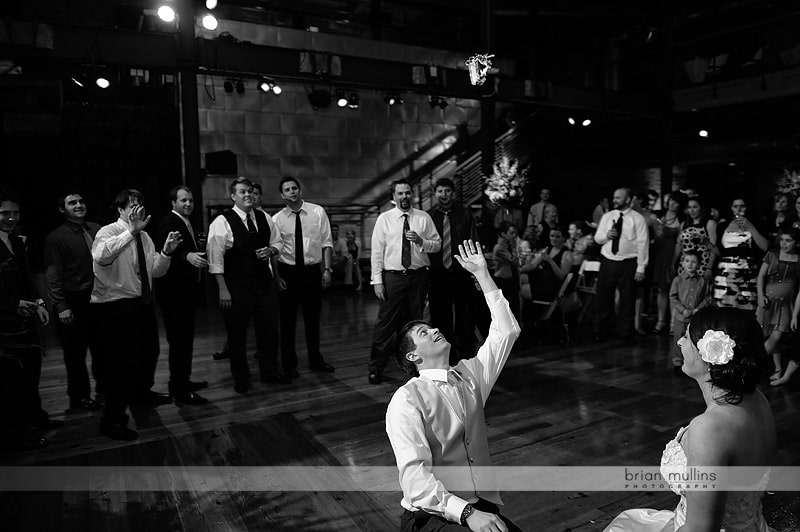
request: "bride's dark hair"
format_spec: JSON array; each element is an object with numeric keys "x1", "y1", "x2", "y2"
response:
[{"x1": 688, "y1": 307, "x2": 766, "y2": 404}]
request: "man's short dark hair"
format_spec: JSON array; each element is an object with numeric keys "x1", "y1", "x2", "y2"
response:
[
  {"x1": 229, "y1": 177, "x2": 253, "y2": 195},
  {"x1": 393, "y1": 320, "x2": 427, "y2": 377},
  {"x1": 390, "y1": 179, "x2": 411, "y2": 196},
  {"x1": 279, "y1": 176, "x2": 300, "y2": 193},
  {"x1": 682, "y1": 249, "x2": 702, "y2": 262},
  {"x1": 114, "y1": 189, "x2": 144, "y2": 211},
  {"x1": 251, "y1": 182, "x2": 262, "y2": 193},
  {"x1": 169, "y1": 185, "x2": 192, "y2": 202},
  {"x1": 56, "y1": 190, "x2": 83, "y2": 211},
  {"x1": 434, "y1": 178, "x2": 455, "y2": 191},
  {"x1": 0, "y1": 187, "x2": 20, "y2": 206}
]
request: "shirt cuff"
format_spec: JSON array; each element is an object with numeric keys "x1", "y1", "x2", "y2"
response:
[
  {"x1": 208, "y1": 265, "x2": 224, "y2": 274},
  {"x1": 483, "y1": 288, "x2": 503, "y2": 306},
  {"x1": 636, "y1": 265, "x2": 646, "y2": 274},
  {"x1": 160, "y1": 251, "x2": 172, "y2": 259},
  {"x1": 445, "y1": 496, "x2": 470, "y2": 524}
]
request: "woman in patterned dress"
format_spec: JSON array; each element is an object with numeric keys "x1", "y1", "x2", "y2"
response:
[
  {"x1": 674, "y1": 196, "x2": 718, "y2": 280},
  {"x1": 713, "y1": 197, "x2": 769, "y2": 311}
]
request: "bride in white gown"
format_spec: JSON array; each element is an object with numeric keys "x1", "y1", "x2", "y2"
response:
[{"x1": 604, "y1": 307, "x2": 776, "y2": 532}]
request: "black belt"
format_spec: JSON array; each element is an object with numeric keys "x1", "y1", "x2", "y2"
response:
[{"x1": 384, "y1": 267, "x2": 428, "y2": 275}]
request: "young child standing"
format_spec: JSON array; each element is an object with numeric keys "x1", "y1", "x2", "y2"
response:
[
  {"x1": 669, "y1": 250, "x2": 712, "y2": 371},
  {"x1": 757, "y1": 227, "x2": 800, "y2": 380}
]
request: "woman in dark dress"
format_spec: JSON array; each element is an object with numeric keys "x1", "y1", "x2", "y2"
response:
[{"x1": 652, "y1": 191, "x2": 687, "y2": 333}]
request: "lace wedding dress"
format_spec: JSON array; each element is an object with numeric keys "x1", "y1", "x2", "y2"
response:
[{"x1": 603, "y1": 427, "x2": 774, "y2": 532}]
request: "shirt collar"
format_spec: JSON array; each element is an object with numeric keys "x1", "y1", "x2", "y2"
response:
[
  {"x1": 232, "y1": 205, "x2": 253, "y2": 221},
  {"x1": 394, "y1": 206, "x2": 414, "y2": 218},
  {"x1": 682, "y1": 271, "x2": 699, "y2": 279},
  {"x1": 172, "y1": 210, "x2": 191, "y2": 223},
  {"x1": 64, "y1": 219, "x2": 87, "y2": 232},
  {"x1": 419, "y1": 368, "x2": 462, "y2": 383},
  {"x1": 283, "y1": 201, "x2": 305, "y2": 215}
]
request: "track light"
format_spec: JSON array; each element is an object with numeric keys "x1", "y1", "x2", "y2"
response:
[
  {"x1": 258, "y1": 77, "x2": 281, "y2": 95},
  {"x1": 438, "y1": 97, "x2": 448, "y2": 109},
  {"x1": 223, "y1": 78, "x2": 234, "y2": 93},
  {"x1": 271, "y1": 84, "x2": 282, "y2": 95},
  {"x1": 582, "y1": 119, "x2": 591, "y2": 127},
  {"x1": 567, "y1": 117, "x2": 576, "y2": 125},
  {"x1": 347, "y1": 92, "x2": 360, "y2": 109},
  {"x1": 698, "y1": 129, "x2": 709, "y2": 138},
  {"x1": 157, "y1": 5, "x2": 176, "y2": 23},
  {"x1": 235, "y1": 79, "x2": 245, "y2": 94},
  {"x1": 384, "y1": 92, "x2": 402, "y2": 106},
  {"x1": 201, "y1": 13, "x2": 218, "y2": 30},
  {"x1": 429, "y1": 95, "x2": 448, "y2": 109},
  {"x1": 95, "y1": 76, "x2": 110, "y2": 89},
  {"x1": 206, "y1": 0, "x2": 218, "y2": 9},
  {"x1": 70, "y1": 77, "x2": 84, "y2": 88},
  {"x1": 335, "y1": 89, "x2": 347, "y2": 108}
]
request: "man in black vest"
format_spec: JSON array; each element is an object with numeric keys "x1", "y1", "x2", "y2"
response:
[
  {"x1": 427, "y1": 177, "x2": 479, "y2": 361},
  {"x1": 207, "y1": 177, "x2": 289, "y2": 393},
  {"x1": 155, "y1": 186, "x2": 209, "y2": 405}
]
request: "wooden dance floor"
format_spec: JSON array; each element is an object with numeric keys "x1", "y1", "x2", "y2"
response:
[{"x1": 1, "y1": 289, "x2": 799, "y2": 531}]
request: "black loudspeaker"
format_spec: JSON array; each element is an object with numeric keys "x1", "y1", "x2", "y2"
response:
[{"x1": 205, "y1": 150, "x2": 237, "y2": 175}]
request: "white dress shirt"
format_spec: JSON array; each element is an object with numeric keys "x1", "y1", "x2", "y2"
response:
[
  {"x1": 91, "y1": 219, "x2": 171, "y2": 303},
  {"x1": 207, "y1": 205, "x2": 283, "y2": 275},
  {"x1": 370, "y1": 207, "x2": 441, "y2": 284},
  {"x1": 272, "y1": 201, "x2": 333, "y2": 266},
  {"x1": 594, "y1": 207, "x2": 650, "y2": 273},
  {"x1": 527, "y1": 201, "x2": 558, "y2": 228},
  {"x1": 385, "y1": 289, "x2": 521, "y2": 523}
]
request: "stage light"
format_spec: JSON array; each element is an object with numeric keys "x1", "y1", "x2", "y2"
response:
[
  {"x1": 95, "y1": 76, "x2": 110, "y2": 89},
  {"x1": 384, "y1": 92, "x2": 402, "y2": 106},
  {"x1": 206, "y1": 0, "x2": 218, "y2": 9},
  {"x1": 258, "y1": 77, "x2": 282, "y2": 95},
  {"x1": 157, "y1": 5, "x2": 176, "y2": 23},
  {"x1": 308, "y1": 88, "x2": 332, "y2": 109},
  {"x1": 438, "y1": 97, "x2": 448, "y2": 109},
  {"x1": 582, "y1": 119, "x2": 592, "y2": 127},
  {"x1": 70, "y1": 77, "x2": 84, "y2": 87},
  {"x1": 567, "y1": 117, "x2": 576, "y2": 125},
  {"x1": 235, "y1": 79, "x2": 245, "y2": 94},
  {"x1": 698, "y1": 129, "x2": 709, "y2": 137},
  {"x1": 429, "y1": 95, "x2": 439, "y2": 109},
  {"x1": 335, "y1": 89, "x2": 348, "y2": 108},
  {"x1": 223, "y1": 78, "x2": 233, "y2": 93},
  {"x1": 271, "y1": 84, "x2": 282, "y2": 95},
  {"x1": 347, "y1": 92, "x2": 360, "y2": 109},
  {"x1": 201, "y1": 14, "x2": 218, "y2": 30}
]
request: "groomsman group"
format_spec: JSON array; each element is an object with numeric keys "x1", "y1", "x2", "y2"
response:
[{"x1": 0, "y1": 176, "x2": 338, "y2": 447}]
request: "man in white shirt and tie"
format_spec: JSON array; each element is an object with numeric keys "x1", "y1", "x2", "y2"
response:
[
  {"x1": 272, "y1": 177, "x2": 336, "y2": 377},
  {"x1": 207, "y1": 177, "x2": 288, "y2": 394},
  {"x1": 593, "y1": 187, "x2": 649, "y2": 343},
  {"x1": 386, "y1": 240, "x2": 522, "y2": 532},
  {"x1": 369, "y1": 179, "x2": 441, "y2": 384},
  {"x1": 526, "y1": 187, "x2": 558, "y2": 229}
]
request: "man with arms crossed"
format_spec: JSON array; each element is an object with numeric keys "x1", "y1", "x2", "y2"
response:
[{"x1": 386, "y1": 240, "x2": 522, "y2": 532}]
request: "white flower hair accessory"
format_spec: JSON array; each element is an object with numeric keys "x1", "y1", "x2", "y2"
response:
[{"x1": 697, "y1": 330, "x2": 736, "y2": 365}]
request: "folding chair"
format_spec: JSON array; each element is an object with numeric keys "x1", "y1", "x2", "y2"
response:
[
  {"x1": 529, "y1": 272, "x2": 574, "y2": 343},
  {"x1": 575, "y1": 259, "x2": 601, "y2": 324}
]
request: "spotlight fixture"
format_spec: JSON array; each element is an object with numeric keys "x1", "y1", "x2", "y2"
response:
[
  {"x1": 335, "y1": 89, "x2": 348, "y2": 108},
  {"x1": 438, "y1": 97, "x2": 448, "y2": 109},
  {"x1": 429, "y1": 95, "x2": 448, "y2": 109},
  {"x1": 235, "y1": 79, "x2": 245, "y2": 94},
  {"x1": 95, "y1": 76, "x2": 110, "y2": 89},
  {"x1": 308, "y1": 88, "x2": 332, "y2": 109},
  {"x1": 223, "y1": 78, "x2": 234, "y2": 93},
  {"x1": 582, "y1": 119, "x2": 592, "y2": 127},
  {"x1": 347, "y1": 92, "x2": 360, "y2": 109},
  {"x1": 157, "y1": 5, "x2": 176, "y2": 23},
  {"x1": 567, "y1": 117, "x2": 576, "y2": 125},
  {"x1": 201, "y1": 13, "x2": 218, "y2": 30},
  {"x1": 70, "y1": 77, "x2": 84, "y2": 88},
  {"x1": 384, "y1": 92, "x2": 402, "y2": 106},
  {"x1": 206, "y1": 0, "x2": 218, "y2": 9},
  {"x1": 698, "y1": 129, "x2": 709, "y2": 138},
  {"x1": 258, "y1": 77, "x2": 281, "y2": 95}
]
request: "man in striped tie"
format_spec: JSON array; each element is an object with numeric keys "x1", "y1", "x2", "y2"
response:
[{"x1": 427, "y1": 177, "x2": 479, "y2": 361}]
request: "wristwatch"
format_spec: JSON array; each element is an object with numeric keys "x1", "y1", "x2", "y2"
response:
[
  {"x1": 323, "y1": 267, "x2": 333, "y2": 274},
  {"x1": 460, "y1": 504, "x2": 474, "y2": 526}
]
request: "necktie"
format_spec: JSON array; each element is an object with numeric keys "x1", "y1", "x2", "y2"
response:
[
  {"x1": 442, "y1": 211, "x2": 452, "y2": 269},
  {"x1": 401, "y1": 214, "x2": 411, "y2": 269},
  {"x1": 186, "y1": 220, "x2": 197, "y2": 249},
  {"x1": 611, "y1": 213, "x2": 624, "y2": 255},
  {"x1": 246, "y1": 214, "x2": 257, "y2": 233},
  {"x1": 294, "y1": 211, "x2": 304, "y2": 266},
  {"x1": 135, "y1": 233, "x2": 152, "y2": 304},
  {"x1": 82, "y1": 228, "x2": 94, "y2": 251}
]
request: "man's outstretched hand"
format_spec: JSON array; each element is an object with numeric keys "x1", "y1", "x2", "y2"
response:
[{"x1": 454, "y1": 240, "x2": 488, "y2": 276}]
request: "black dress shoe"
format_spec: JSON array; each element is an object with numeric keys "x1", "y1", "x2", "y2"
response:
[
  {"x1": 34, "y1": 418, "x2": 65, "y2": 430},
  {"x1": 70, "y1": 397, "x2": 103, "y2": 411},
  {"x1": 260, "y1": 372, "x2": 292, "y2": 385},
  {"x1": 140, "y1": 391, "x2": 172, "y2": 406},
  {"x1": 187, "y1": 381, "x2": 209, "y2": 391},
  {"x1": 368, "y1": 372, "x2": 381, "y2": 385},
  {"x1": 173, "y1": 392, "x2": 209, "y2": 406},
  {"x1": 286, "y1": 369, "x2": 300, "y2": 379},
  {"x1": 99, "y1": 423, "x2": 139, "y2": 441},
  {"x1": 212, "y1": 350, "x2": 229, "y2": 361},
  {"x1": 234, "y1": 382, "x2": 250, "y2": 394},
  {"x1": 310, "y1": 361, "x2": 335, "y2": 373}
]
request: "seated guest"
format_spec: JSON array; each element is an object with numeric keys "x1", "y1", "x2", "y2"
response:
[
  {"x1": 44, "y1": 191, "x2": 103, "y2": 411},
  {"x1": 603, "y1": 307, "x2": 775, "y2": 532},
  {"x1": 567, "y1": 221, "x2": 594, "y2": 270},
  {"x1": 0, "y1": 187, "x2": 60, "y2": 452},
  {"x1": 92, "y1": 189, "x2": 180, "y2": 440},
  {"x1": 386, "y1": 240, "x2": 522, "y2": 532},
  {"x1": 492, "y1": 221, "x2": 519, "y2": 318},
  {"x1": 534, "y1": 205, "x2": 557, "y2": 249},
  {"x1": 522, "y1": 224, "x2": 573, "y2": 303}
]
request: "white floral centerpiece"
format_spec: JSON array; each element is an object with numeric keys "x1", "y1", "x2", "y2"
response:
[
  {"x1": 777, "y1": 167, "x2": 800, "y2": 195},
  {"x1": 483, "y1": 156, "x2": 528, "y2": 208}
]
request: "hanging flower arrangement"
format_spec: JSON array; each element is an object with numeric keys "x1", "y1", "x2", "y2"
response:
[
  {"x1": 777, "y1": 167, "x2": 800, "y2": 195},
  {"x1": 483, "y1": 156, "x2": 528, "y2": 208}
]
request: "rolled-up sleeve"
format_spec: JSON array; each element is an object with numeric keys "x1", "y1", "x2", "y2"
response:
[{"x1": 207, "y1": 215, "x2": 231, "y2": 274}]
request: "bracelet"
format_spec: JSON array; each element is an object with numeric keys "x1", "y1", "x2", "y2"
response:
[{"x1": 460, "y1": 504, "x2": 474, "y2": 526}]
